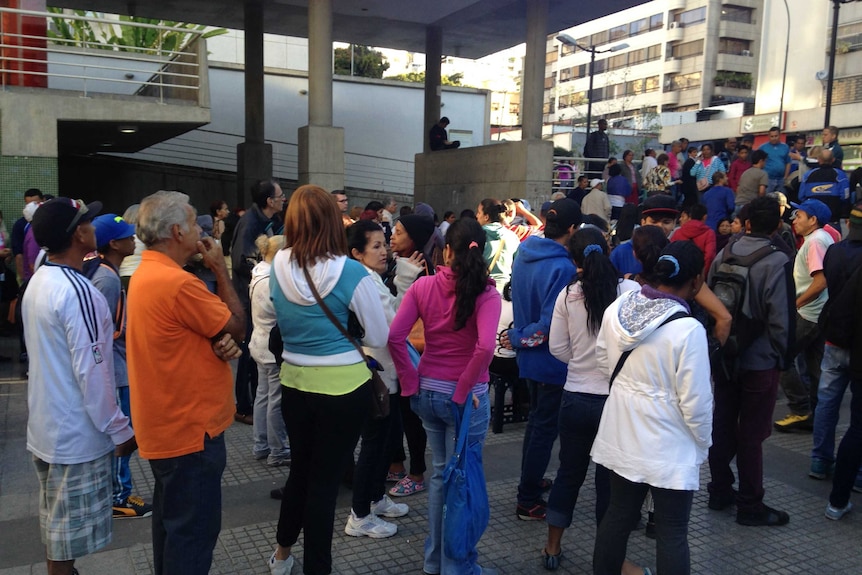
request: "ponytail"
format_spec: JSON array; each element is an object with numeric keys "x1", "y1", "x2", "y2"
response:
[
  {"x1": 567, "y1": 227, "x2": 619, "y2": 335},
  {"x1": 446, "y1": 218, "x2": 489, "y2": 330}
]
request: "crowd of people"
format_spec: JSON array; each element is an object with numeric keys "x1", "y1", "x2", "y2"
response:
[{"x1": 16, "y1": 121, "x2": 862, "y2": 575}]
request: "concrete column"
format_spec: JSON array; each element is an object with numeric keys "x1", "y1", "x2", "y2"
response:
[
  {"x1": 423, "y1": 26, "x2": 442, "y2": 153},
  {"x1": 521, "y1": 0, "x2": 548, "y2": 141},
  {"x1": 236, "y1": 0, "x2": 272, "y2": 208},
  {"x1": 299, "y1": 0, "x2": 344, "y2": 190},
  {"x1": 308, "y1": 0, "x2": 333, "y2": 126}
]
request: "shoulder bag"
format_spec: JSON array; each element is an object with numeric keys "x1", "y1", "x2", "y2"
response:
[{"x1": 301, "y1": 266, "x2": 390, "y2": 419}]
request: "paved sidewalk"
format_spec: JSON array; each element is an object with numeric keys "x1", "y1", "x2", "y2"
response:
[{"x1": 2, "y1": 373, "x2": 861, "y2": 574}]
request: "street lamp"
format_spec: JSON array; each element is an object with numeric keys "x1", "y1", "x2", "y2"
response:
[{"x1": 556, "y1": 33, "x2": 629, "y2": 143}]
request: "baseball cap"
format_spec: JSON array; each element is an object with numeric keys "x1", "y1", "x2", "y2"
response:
[
  {"x1": 540, "y1": 201, "x2": 552, "y2": 215},
  {"x1": 770, "y1": 191, "x2": 790, "y2": 210},
  {"x1": 32, "y1": 197, "x2": 102, "y2": 252},
  {"x1": 847, "y1": 200, "x2": 862, "y2": 241},
  {"x1": 590, "y1": 178, "x2": 604, "y2": 189},
  {"x1": 641, "y1": 194, "x2": 679, "y2": 218},
  {"x1": 790, "y1": 199, "x2": 832, "y2": 226},
  {"x1": 93, "y1": 213, "x2": 135, "y2": 249},
  {"x1": 545, "y1": 198, "x2": 582, "y2": 230}
]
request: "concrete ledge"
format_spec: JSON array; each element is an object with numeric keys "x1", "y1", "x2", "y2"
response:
[{"x1": 414, "y1": 139, "x2": 553, "y2": 217}]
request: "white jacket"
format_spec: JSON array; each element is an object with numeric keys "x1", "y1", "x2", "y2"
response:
[
  {"x1": 361, "y1": 264, "x2": 399, "y2": 393},
  {"x1": 591, "y1": 289, "x2": 713, "y2": 491},
  {"x1": 249, "y1": 260, "x2": 277, "y2": 364}
]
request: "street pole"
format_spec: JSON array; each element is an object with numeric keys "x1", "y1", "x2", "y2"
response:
[
  {"x1": 824, "y1": 0, "x2": 841, "y2": 127},
  {"x1": 585, "y1": 47, "x2": 595, "y2": 144},
  {"x1": 778, "y1": 0, "x2": 790, "y2": 130}
]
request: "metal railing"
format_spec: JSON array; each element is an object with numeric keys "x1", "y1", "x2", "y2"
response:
[{"x1": 0, "y1": 6, "x2": 207, "y2": 105}]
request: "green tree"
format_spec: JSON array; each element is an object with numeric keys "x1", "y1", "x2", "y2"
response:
[
  {"x1": 333, "y1": 45, "x2": 389, "y2": 79},
  {"x1": 386, "y1": 71, "x2": 464, "y2": 86}
]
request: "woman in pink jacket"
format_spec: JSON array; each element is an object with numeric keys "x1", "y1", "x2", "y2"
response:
[{"x1": 389, "y1": 217, "x2": 502, "y2": 575}]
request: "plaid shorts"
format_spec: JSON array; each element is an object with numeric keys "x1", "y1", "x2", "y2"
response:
[{"x1": 34, "y1": 452, "x2": 113, "y2": 561}]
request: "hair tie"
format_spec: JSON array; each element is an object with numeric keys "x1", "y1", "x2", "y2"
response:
[
  {"x1": 658, "y1": 254, "x2": 680, "y2": 278},
  {"x1": 582, "y1": 244, "x2": 603, "y2": 258},
  {"x1": 468, "y1": 241, "x2": 479, "y2": 249}
]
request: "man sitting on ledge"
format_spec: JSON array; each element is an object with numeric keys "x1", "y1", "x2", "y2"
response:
[{"x1": 429, "y1": 116, "x2": 460, "y2": 151}]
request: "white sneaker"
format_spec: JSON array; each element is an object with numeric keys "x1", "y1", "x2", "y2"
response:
[
  {"x1": 371, "y1": 494, "x2": 409, "y2": 518},
  {"x1": 344, "y1": 510, "x2": 397, "y2": 538},
  {"x1": 268, "y1": 550, "x2": 294, "y2": 575}
]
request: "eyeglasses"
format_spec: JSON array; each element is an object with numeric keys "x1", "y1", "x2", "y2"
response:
[
  {"x1": 271, "y1": 194, "x2": 285, "y2": 201},
  {"x1": 65, "y1": 199, "x2": 89, "y2": 232}
]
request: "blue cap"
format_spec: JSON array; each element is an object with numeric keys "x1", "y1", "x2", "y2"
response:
[
  {"x1": 93, "y1": 213, "x2": 135, "y2": 249},
  {"x1": 790, "y1": 199, "x2": 832, "y2": 226}
]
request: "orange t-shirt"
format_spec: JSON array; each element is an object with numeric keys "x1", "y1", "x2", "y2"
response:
[{"x1": 127, "y1": 250, "x2": 233, "y2": 459}]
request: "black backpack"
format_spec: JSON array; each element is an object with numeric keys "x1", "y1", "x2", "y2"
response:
[{"x1": 709, "y1": 236, "x2": 779, "y2": 362}]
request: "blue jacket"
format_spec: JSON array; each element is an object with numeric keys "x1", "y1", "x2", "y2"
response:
[
  {"x1": 610, "y1": 240, "x2": 642, "y2": 276},
  {"x1": 509, "y1": 236, "x2": 576, "y2": 385}
]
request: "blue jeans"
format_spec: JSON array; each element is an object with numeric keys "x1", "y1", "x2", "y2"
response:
[
  {"x1": 547, "y1": 392, "x2": 609, "y2": 528},
  {"x1": 593, "y1": 472, "x2": 693, "y2": 575},
  {"x1": 411, "y1": 389, "x2": 490, "y2": 575},
  {"x1": 252, "y1": 362, "x2": 290, "y2": 461},
  {"x1": 149, "y1": 433, "x2": 226, "y2": 575},
  {"x1": 813, "y1": 345, "x2": 851, "y2": 464},
  {"x1": 767, "y1": 177, "x2": 785, "y2": 194},
  {"x1": 518, "y1": 380, "x2": 563, "y2": 505},
  {"x1": 830, "y1": 378, "x2": 862, "y2": 509},
  {"x1": 112, "y1": 386, "x2": 132, "y2": 504}
]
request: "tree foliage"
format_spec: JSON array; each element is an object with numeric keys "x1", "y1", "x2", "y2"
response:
[
  {"x1": 46, "y1": 8, "x2": 227, "y2": 55},
  {"x1": 333, "y1": 45, "x2": 389, "y2": 79},
  {"x1": 386, "y1": 71, "x2": 463, "y2": 86}
]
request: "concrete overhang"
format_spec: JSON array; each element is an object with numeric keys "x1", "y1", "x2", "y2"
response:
[
  {"x1": 50, "y1": 0, "x2": 646, "y2": 59},
  {"x1": 58, "y1": 120, "x2": 208, "y2": 155}
]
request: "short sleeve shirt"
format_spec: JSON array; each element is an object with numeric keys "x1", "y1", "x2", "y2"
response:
[
  {"x1": 795, "y1": 228, "x2": 834, "y2": 323},
  {"x1": 127, "y1": 250, "x2": 233, "y2": 459},
  {"x1": 735, "y1": 167, "x2": 769, "y2": 204}
]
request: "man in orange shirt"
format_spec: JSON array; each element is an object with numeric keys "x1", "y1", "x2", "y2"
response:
[{"x1": 127, "y1": 191, "x2": 244, "y2": 575}]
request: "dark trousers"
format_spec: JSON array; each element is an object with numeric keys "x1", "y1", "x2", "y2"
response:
[
  {"x1": 830, "y1": 378, "x2": 862, "y2": 509},
  {"x1": 352, "y1": 397, "x2": 398, "y2": 517},
  {"x1": 517, "y1": 380, "x2": 563, "y2": 505},
  {"x1": 780, "y1": 315, "x2": 824, "y2": 415},
  {"x1": 149, "y1": 433, "x2": 226, "y2": 575},
  {"x1": 234, "y1": 316, "x2": 258, "y2": 415},
  {"x1": 593, "y1": 472, "x2": 693, "y2": 575},
  {"x1": 391, "y1": 393, "x2": 427, "y2": 476},
  {"x1": 708, "y1": 368, "x2": 779, "y2": 513},
  {"x1": 547, "y1": 392, "x2": 609, "y2": 528},
  {"x1": 277, "y1": 384, "x2": 368, "y2": 575}
]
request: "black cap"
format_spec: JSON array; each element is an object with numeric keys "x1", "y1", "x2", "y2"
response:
[
  {"x1": 32, "y1": 197, "x2": 103, "y2": 252},
  {"x1": 399, "y1": 214, "x2": 435, "y2": 251},
  {"x1": 641, "y1": 194, "x2": 679, "y2": 218},
  {"x1": 545, "y1": 198, "x2": 583, "y2": 230}
]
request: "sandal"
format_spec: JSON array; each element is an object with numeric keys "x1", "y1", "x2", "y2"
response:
[
  {"x1": 388, "y1": 476, "x2": 426, "y2": 497},
  {"x1": 386, "y1": 470, "x2": 407, "y2": 483},
  {"x1": 541, "y1": 548, "x2": 562, "y2": 571}
]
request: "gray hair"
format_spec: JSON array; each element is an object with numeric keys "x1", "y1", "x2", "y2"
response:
[
  {"x1": 122, "y1": 203, "x2": 140, "y2": 225},
  {"x1": 137, "y1": 191, "x2": 193, "y2": 247}
]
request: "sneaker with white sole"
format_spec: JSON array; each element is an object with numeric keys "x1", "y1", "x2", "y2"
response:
[
  {"x1": 268, "y1": 550, "x2": 294, "y2": 575},
  {"x1": 371, "y1": 494, "x2": 409, "y2": 518},
  {"x1": 825, "y1": 501, "x2": 853, "y2": 521},
  {"x1": 344, "y1": 510, "x2": 397, "y2": 538}
]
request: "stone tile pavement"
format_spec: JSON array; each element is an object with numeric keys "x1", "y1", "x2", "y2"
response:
[{"x1": 3, "y1": 371, "x2": 862, "y2": 574}]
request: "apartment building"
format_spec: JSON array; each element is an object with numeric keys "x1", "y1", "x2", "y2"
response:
[{"x1": 544, "y1": 0, "x2": 762, "y2": 129}]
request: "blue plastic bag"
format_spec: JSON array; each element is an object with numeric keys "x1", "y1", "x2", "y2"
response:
[{"x1": 442, "y1": 399, "x2": 489, "y2": 561}]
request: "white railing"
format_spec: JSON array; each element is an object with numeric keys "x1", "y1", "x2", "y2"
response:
[{"x1": 0, "y1": 6, "x2": 207, "y2": 105}]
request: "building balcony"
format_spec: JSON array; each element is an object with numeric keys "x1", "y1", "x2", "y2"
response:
[
  {"x1": 667, "y1": 23, "x2": 685, "y2": 42},
  {"x1": 667, "y1": 0, "x2": 687, "y2": 11},
  {"x1": 662, "y1": 90, "x2": 680, "y2": 106},
  {"x1": 665, "y1": 57, "x2": 683, "y2": 74},
  {"x1": 711, "y1": 85, "x2": 754, "y2": 101}
]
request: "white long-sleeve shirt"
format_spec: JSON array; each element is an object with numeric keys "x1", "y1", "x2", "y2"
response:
[{"x1": 25, "y1": 263, "x2": 133, "y2": 464}]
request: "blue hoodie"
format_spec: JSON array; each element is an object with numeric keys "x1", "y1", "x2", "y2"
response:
[{"x1": 509, "y1": 236, "x2": 577, "y2": 385}]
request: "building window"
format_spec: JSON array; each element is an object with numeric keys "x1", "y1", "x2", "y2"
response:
[
  {"x1": 834, "y1": 22, "x2": 862, "y2": 53},
  {"x1": 546, "y1": 50, "x2": 558, "y2": 64},
  {"x1": 666, "y1": 72, "x2": 702, "y2": 91},
  {"x1": 590, "y1": 30, "x2": 609, "y2": 46},
  {"x1": 592, "y1": 59, "x2": 607, "y2": 74},
  {"x1": 714, "y1": 71, "x2": 753, "y2": 88},
  {"x1": 558, "y1": 92, "x2": 585, "y2": 109},
  {"x1": 629, "y1": 18, "x2": 648, "y2": 37},
  {"x1": 545, "y1": 75, "x2": 557, "y2": 89},
  {"x1": 720, "y1": 5, "x2": 754, "y2": 24},
  {"x1": 650, "y1": 14, "x2": 664, "y2": 30},
  {"x1": 719, "y1": 38, "x2": 752, "y2": 56},
  {"x1": 675, "y1": 7, "x2": 706, "y2": 27},
  {"x1": 608, "y1": 53, "x2": 628, "y2": 71},
  {"x1": 670, "y1": 39, "x2": 704, "y2": 59},
  {"x1": 610, "y1": 24, "x2": 628, "y2": 41}
]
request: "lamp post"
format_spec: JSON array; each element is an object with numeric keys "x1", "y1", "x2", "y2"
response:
[
  {"x1": 824, "y1": 0, "x2": 862, "y2": 127},
  {"x1": 556, "y1": 33, "x2": 628, "y2": 142}
]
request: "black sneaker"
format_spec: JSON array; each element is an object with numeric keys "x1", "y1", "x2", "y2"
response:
[
  {"x1": 113, "y1": 495, "x2": 153, "y2": 518},
  {"x1": 708, "y1": 489, "x2": 737, "y2": 511},
  {"x1": 736, "y1": 505, "x2": 789, "y2": 526},
  {"x1": 516, "y1": 499, "x2": 547, "y2": 521},
  {"x1": 270, "y1": 487, "x2": 285, "y2": 500}
]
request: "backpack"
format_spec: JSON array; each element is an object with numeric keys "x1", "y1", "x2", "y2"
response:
[{"x1": 709, "y1": 236, "x2": 778, "y2": 363}]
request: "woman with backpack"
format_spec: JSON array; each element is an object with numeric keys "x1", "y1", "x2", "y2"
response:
[
  {"x1": 592, "y1": 241, "x2": 713, "y2": 575},
  {"x1": 541, "y1": 226, "x2": 641, "y2": 572},
  {"x1": 388, "y1": 217, "x2": 502, "y2": 575}
]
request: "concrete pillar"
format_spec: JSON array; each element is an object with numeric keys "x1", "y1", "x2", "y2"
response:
[
  {"x1": 236, "y1": 0, "x2": 272, "y2": 208},
  {"x1": 521, "y1": 0, "x2": 548, "y2": 141},
  {"x1": 298, "y1": 0, "x2": 344, "y2": 190},
  {"x1": 423, "y1": 26, "x2": 442, "y2": 153}
]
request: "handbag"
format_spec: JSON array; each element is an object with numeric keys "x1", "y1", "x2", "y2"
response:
[
  {"x1": 442, "y1": 399, "x2": 489, "y2": 561},
  {"x1": 301, "y1": 266, "x2": 390, "y2": 419},
  {"x1": 696, "y1": 177, "x2": 710, "y2": 192}
]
